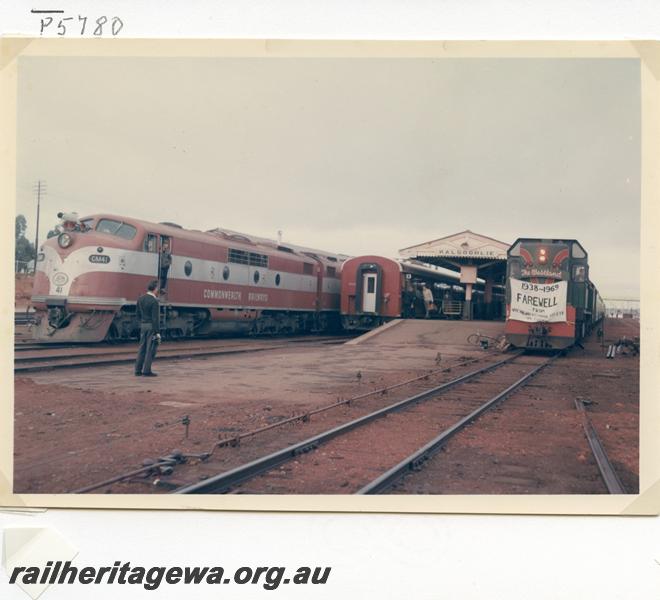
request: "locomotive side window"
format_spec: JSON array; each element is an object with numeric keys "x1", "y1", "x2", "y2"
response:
[
  {"x1": 327, "y1": 266, "x2": 336, "y2": 277},
  {"x1": 573, "y1": 265, "x2": 586, "y2": 282},
  {"x1": 303, "y1": 263, "x2": 314, "y2": 275},
  {"x1": 184, "y1": 260, "x2": 193, "y2": 277},
  {"x1": 228, "y1": 248, "x2": 269, "y2": 268},
  {"x1": 228, "y1": 248, "x2": 249, "y2": 265},
  {"x1": 223, "y1": 266, "x2": 230, "y2": 280},
  {"x1": 248, "y1": 252, "x2": 268, "y2": 268}
]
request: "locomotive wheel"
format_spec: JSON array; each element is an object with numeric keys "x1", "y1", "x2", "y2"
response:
[
  {"x1": 105, "y1": 324, "x2": 120, "y2": 344},
  {"x1": 166, "y1": 328, "x2": 184, "y2": 340}
]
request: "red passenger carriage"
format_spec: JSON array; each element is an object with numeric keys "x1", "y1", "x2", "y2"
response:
[{"x1": 340, "y1": 255, "x2": 471, "y2": 331}]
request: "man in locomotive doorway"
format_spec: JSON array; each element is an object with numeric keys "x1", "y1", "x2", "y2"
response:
[
  {"x1": 159, "y1": 238, "x2": 172, "y2": 293},
  {"x1": 134, "y1": 280, "x2": 161, "y2": 377}
]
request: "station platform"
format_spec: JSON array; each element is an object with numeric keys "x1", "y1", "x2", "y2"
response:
[{"x1": 347, "y1": 318, "x2": 505, "y2": 349}]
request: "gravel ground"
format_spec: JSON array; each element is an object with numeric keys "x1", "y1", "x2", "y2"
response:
[{"x1": 13, "y1": 318, "x2": 639, "y2": 495}]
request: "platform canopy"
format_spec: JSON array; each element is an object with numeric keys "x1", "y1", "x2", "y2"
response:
[
  {"x1": 399, "y1": 230, "x2": 509, "y2": 281},
  {"x1": 399, "y1": 231, "x2": 510, "y2": 320}
]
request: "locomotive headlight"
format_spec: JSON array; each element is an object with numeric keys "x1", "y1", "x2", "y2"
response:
[
  {"x1": 539, "y1": 248, "x2": 547, "y2": 263},
  {"x1": 58, "y1": 232, "x2": 73, "y2": 248}
]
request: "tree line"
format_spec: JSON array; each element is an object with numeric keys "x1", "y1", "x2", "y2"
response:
[{"x1": 15, "y1": 214, "x2": 58, "y2": 274}]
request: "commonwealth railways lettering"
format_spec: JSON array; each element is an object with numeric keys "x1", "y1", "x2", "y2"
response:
[{"x1": 203, "y1": 289, "x2": 242, "y2": 301}]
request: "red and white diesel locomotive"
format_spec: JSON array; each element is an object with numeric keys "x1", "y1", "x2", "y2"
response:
[
  {"x1": 31, "y1": 214, "x2": 348, "y2": 342},
  {"x1": 504, "y1": 238, "x2": 605, "y2": 349}
]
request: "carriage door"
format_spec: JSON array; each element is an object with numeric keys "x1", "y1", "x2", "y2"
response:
[{"x1": 362, "y1": 273, "x2": 377, "y2": 312}]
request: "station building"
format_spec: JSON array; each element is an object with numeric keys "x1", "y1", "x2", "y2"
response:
[{"x1": 399, "y1": 230, "x2": 509, "y2": 320}]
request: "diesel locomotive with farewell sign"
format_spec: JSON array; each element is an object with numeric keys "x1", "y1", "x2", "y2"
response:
[{"x1": 504, "y1": 238, "x2": 605, "y2": 349}]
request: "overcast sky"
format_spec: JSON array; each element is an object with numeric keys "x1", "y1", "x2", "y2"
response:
[{"x1": 16, "y1": 56, "x2": 640, "y2": 298}]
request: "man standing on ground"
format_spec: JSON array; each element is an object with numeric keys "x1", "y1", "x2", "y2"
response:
[{"x1": 135, "y1": 280, "x2": 161, "y2": 377}]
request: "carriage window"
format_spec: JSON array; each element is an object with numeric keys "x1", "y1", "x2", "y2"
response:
[{"x1": 367, "y1": 277, "x2": 375, "y2": 293}]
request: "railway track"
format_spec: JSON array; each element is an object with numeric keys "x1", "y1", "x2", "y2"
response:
[
  {"x1": 14, "y1": 312, "x2": 36, "y2": 326},
  {"x1": 574, "y1": 399, "x2": 626, "y2": 494},
  {"x1": 170, "y1": 351, "x2": 556, "y2": 494},
  {"x1": 14, "y1": 335, "x2": 353, "y2": 373}
]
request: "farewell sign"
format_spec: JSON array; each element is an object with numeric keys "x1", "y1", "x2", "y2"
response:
[{"x1": 509, "y1": 278, "x2": 568, "y2": 323}]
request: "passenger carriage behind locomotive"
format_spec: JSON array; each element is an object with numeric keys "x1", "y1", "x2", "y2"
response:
[
  {"x1": 340, "y1": 255, "x2": 475, "y2": 331},
  {"x1": 504, "y1": 238, "x2": 605, "y2": 350},
  {"x1": 31, "y1": 214, "x2": 346, "y2": 342}
]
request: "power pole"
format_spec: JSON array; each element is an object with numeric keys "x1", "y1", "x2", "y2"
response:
[{"x1": 32, "y1": 180, "x2": 46, "y2": 275}]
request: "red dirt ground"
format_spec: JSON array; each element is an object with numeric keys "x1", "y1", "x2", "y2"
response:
[{"x1": 13, "y1": 318, "x2": 639, "y2": 495}]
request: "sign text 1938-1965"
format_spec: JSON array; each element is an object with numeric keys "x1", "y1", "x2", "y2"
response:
[{"x1": 33, "y1": 10, "x2": 124, "y2": 36}]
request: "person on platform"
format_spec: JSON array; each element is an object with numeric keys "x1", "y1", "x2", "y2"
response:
[
  {"x1": 134, "y1": 280, "x2": 161, "y2": 377},
  {"x1": 422, "y1": 283, "x2": 435, "y2": 319},
  {"x1": 159, "y1": 239, "x2": 172, "y2": 292}
]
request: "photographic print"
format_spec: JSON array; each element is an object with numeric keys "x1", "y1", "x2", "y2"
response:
[{"x1": 3, "y1": 40, "x2": 657, "y2": 512}]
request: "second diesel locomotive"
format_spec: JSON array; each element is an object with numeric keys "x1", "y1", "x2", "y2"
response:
[
  {"x1": 504, "y1": 238, "x2": 605, "y2": 349},
  {"x1": 31, "y1": 214, "x2": 348, "y2": 342}
]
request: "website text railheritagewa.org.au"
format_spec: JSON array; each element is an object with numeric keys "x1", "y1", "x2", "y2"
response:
[{"x1": 9, "y1": 561, "x2": 331, "y2": 591}]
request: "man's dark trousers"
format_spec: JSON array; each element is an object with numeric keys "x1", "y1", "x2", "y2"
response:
[{"x1": 135, "y1": 324, "x2": 158, "y2": 375}]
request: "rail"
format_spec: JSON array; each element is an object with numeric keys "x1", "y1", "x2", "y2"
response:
[
  {"x1": 574, "y1": 399, "x2": 626, "y2": 494},
  {"x1": 358, "y1": 353, "x2": 559, "y2": 494},
  {"x1": 174, "y1": 351, "x2": 525, "y2": 494}
]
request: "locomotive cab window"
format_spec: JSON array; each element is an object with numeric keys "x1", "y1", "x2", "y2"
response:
[
  {"x1": 96, "y1": 218, "x2": 137, "y2": 240},
  {"x1": 80, "y1": 218, "x2": 95, "y2": 231},
  {"x1": 571, "y1": 243, "x2": 586, "y2": 258}
]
